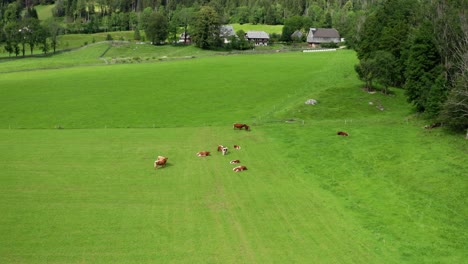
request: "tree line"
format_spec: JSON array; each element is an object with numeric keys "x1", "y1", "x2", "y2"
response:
[
  {"x1": 353, "y1": 0, "x2": 467, "y2": 131},
  {"x1": 0, "y1": 0, "x2": 383, "y2": 52}
]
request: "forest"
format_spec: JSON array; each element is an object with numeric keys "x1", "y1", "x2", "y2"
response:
[{"x1": 0, "y1": 0, "x2": 467, "y2": 131}]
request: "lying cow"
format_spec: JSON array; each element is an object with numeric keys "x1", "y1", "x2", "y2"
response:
[
  {"x1": 337, "y1": 131, "x2": 349, "y2": 136},
  {"x1": 230, "y1": 160, "x2": 240, "y2": 164},
  {"x1": 233, "y1": 165, "x2": 247, "y2": 172},
  {"x1": 197, "y1": 151, "x2": 210, "y2": 157},
  {"x1": 233, "y1": 145, "x2": 241, "y2": 150},
  {"x1": 154, "y1": 156, "x2": 168, "y2": 169},
  {"x1": 222, "y1": 147, "x2": 228, "y2": 156},
  {"x1": 425, "y1": 122, "x2": 442, "y2": 129}
]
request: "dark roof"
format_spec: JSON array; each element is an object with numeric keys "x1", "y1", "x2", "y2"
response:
[
  {"x1": 291, "y1": 30, "x2": 303, "y2": 38},
  {"x1": 307, "y1": 28, "x2": 340, "y2": 43}
]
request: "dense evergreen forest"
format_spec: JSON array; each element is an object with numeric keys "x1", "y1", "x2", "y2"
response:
[{"x1": 0, "y1": 0, "x2": 467, "y2": 131}]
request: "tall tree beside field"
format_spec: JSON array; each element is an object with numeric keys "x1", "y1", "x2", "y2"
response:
[
  {"x1": 145, "y1": 11, "x2": 168, "y2": 45},
  {"x1": 192, "y1": 5, "x2": 221, "y2": 49},
  {"x1": 404, "y1": 20, "x2": 446, "y2": 116},
  {"x1": 438, "y1": 0, "x2": 468, "y2": 130},
  {"x1": 281, "y1": 15, "x2": 303, "y2": 42},
  {"x1": 355, "y1": 0, "x2": 417, "y2": 86},
  {"x1": 3, "y1": 21, "x2": 20, "y2": 56},
  {"x1": 177, "y1": 7, "x2": 195, "y2": 44}
]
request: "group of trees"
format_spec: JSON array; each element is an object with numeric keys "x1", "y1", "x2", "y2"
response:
[
  {"x1": 354, "y1": 0, "x2": 467, "y2": 130},
  {"x1": 0, "y1": 2, "x2": 62, "y2": 56},
  {"x1": 1, "y1": 0, "x2": 383, "y2": 51}
]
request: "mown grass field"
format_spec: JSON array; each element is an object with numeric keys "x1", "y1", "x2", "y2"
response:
[{"x1": 0, "y1": 49, "x2": 466, "y2": 263}]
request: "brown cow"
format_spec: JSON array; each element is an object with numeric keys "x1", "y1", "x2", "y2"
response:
[
  {"x1": 233, "y1": 145, "x2": 241, "y2": 150},
  {"x1": 154, "y1": 156, "x2": 168, "y2": 169},
  {"x1": 233, "y1": 165, "x2": 247, "y2": 172},
  {"x1": 197, "y1": 151, "x2": 210, "y2": 157},
  {"x1": 230, "y1": 160, "x2": 240, "y2": 164},
  {"x1": 233, "y1": 123, "x2": 250, "y2": 131},
  {"x1": 217, "y1": 145, "x2": 224, "y2": 152},
  {"x1": 337, "y1": 131, "x2": 349, "y2": 136}
]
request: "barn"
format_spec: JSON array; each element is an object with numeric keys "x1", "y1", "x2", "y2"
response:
[{"x1": 306, "y1": 28, "x2": 340, "y2": 48}]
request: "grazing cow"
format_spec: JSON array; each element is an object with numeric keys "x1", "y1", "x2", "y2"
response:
[
  {"x1": 230, "y1": 160, "x2": 240, "y2": 164},
  {"x1": 233, "y1": 145, "x2": 241, "y2": 150},
  {"x1": 217, "y1": 145, "x2": 224, "y2": 152},
  {"x1": 233, "y1": 123, "x2": 250, "y2": 131},
  {"x1": 154, "y1": 156, "x2": 168, "y2": 169},
  {"x1": 197, "y1": 151, "x2": 210, "y2": 157},
  {"x1": 233, "y1": 165, "x2": 248, "y2": 172},
  {"x1": 233, "y1": 123, "x2": 245, "y2": 130},
  {"x1": 222, "y1": 147, "x2": 228, "y2": 156},
  {"x1": 337, "y1": 131, "x2": 349, "y2": 136}
]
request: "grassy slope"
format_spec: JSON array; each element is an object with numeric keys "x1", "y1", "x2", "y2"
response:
[
  {"x1": 0, "y1": 50, "x2": 466, "y2": 263},
  {"x1": 35, "y1": 4, "x2": 54, "y2": 20},
  {"x1": 0, "y1": 51, "x2": 354, "y2": 129},
  {"x1": 229, "y1": 23, "x2": 283, "y2": 34}
]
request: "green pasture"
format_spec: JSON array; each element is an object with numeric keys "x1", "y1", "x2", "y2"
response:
[
  {"x1": 35, "y1": 4, "x2": 55, "y2": 20},
  {"x1": 0, "y1": 50, "x2": 356, "y2": 128},
  {"x1": 229, "y1": 23, "x2": 283, "y2": 35},
  {"x1": 0, "y1": 50, "x2": 466, "y2": 263}
]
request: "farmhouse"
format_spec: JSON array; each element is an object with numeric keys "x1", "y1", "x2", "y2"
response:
[
  {"x1": 220, "y1": 25, "x2": 236, "y2": 44},
  {"x1": 245, "y1": 31, "x2": 269, "y2": 46},
  {"x1": 306, "y1": 28, "x2": 340, "y2": 48}
]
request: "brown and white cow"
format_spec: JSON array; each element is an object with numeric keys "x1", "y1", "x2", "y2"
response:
[
  {"x1": 230, "y1": 160, "x2": 240, "y2": 164},
  {"x1": 154, "y1": 156, "x2": 168, "y2": 169},
  {"x1": 221, "y1": 147, "x2": 228, "y2": 156},
  {"x1": 197, "y1": 151, "x2": 210, "y2": 157},
  {"x1": 233, "y1": 165, "x2": 247, "y2": 172},
  {"x1": 233, "y1": 145, "x2": 241, "y2": 150},
  {"x1": 337, "y1": 131, "x2": 349, "y2": 136}
]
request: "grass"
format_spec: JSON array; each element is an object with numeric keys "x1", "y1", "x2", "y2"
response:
[
  {"x1": 0, "y1": 49, "x2": 466, "y2": 263},
  {"x1": 0, "y1": 50, "x2": 356, "y2": 128},
  {"x1": 35, "y1": 4, "x2": 55, "y2": 20},
  {"x1": 229, "y1": 23, "x2": 283, "y2": 35}
]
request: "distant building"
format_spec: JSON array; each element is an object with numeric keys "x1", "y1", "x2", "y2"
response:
[
  {"x1": 306, "y1": 28, "x2": 340, "y2": 48},
  {"x1": 220, "y1": 25, "x2": 236, "y2": 44},
  {"x1": 245, "y1": 31, "x2": 269, "y2": 46},
  {"x1": 178, "y1": 32, "x2": 191, "y2": 44},
  {"x1": 291, "y1": 30, "x2": 303, "y2": 41}
]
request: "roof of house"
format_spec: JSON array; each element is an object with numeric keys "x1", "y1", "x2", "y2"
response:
[
  {"x1": 307, "y1": 28, "x2": 340, "y2": 42},
  {"x1": 220, "y1": 25, "x2": 236, "y2": 38},
  {"x1": 246, "y1": 31, "x2": 270, "y2": 39},
  {"x1": 291, "y1": 30, "x2": 303, "y2": 38}
]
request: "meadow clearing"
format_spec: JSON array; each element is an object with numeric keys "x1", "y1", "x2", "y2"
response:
[{"x1": 0, "y1": 48, "x2": 466, "y2": 263}]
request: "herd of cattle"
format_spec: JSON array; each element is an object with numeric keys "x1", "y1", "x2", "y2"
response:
[
  {"x1": 154, "y1": 123, "x2": 251, "y2": 172},
  {"x1": 154, "y1": 123, "x2": 350, "y2": 171}
]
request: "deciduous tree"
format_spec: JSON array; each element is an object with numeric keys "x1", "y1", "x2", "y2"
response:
[
  {"x1": 192, "y1": 5, "x2": 221, "y2": 49},
  {"x1": 145, "y1": 11, "x2": 168, "y2": 45}
]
